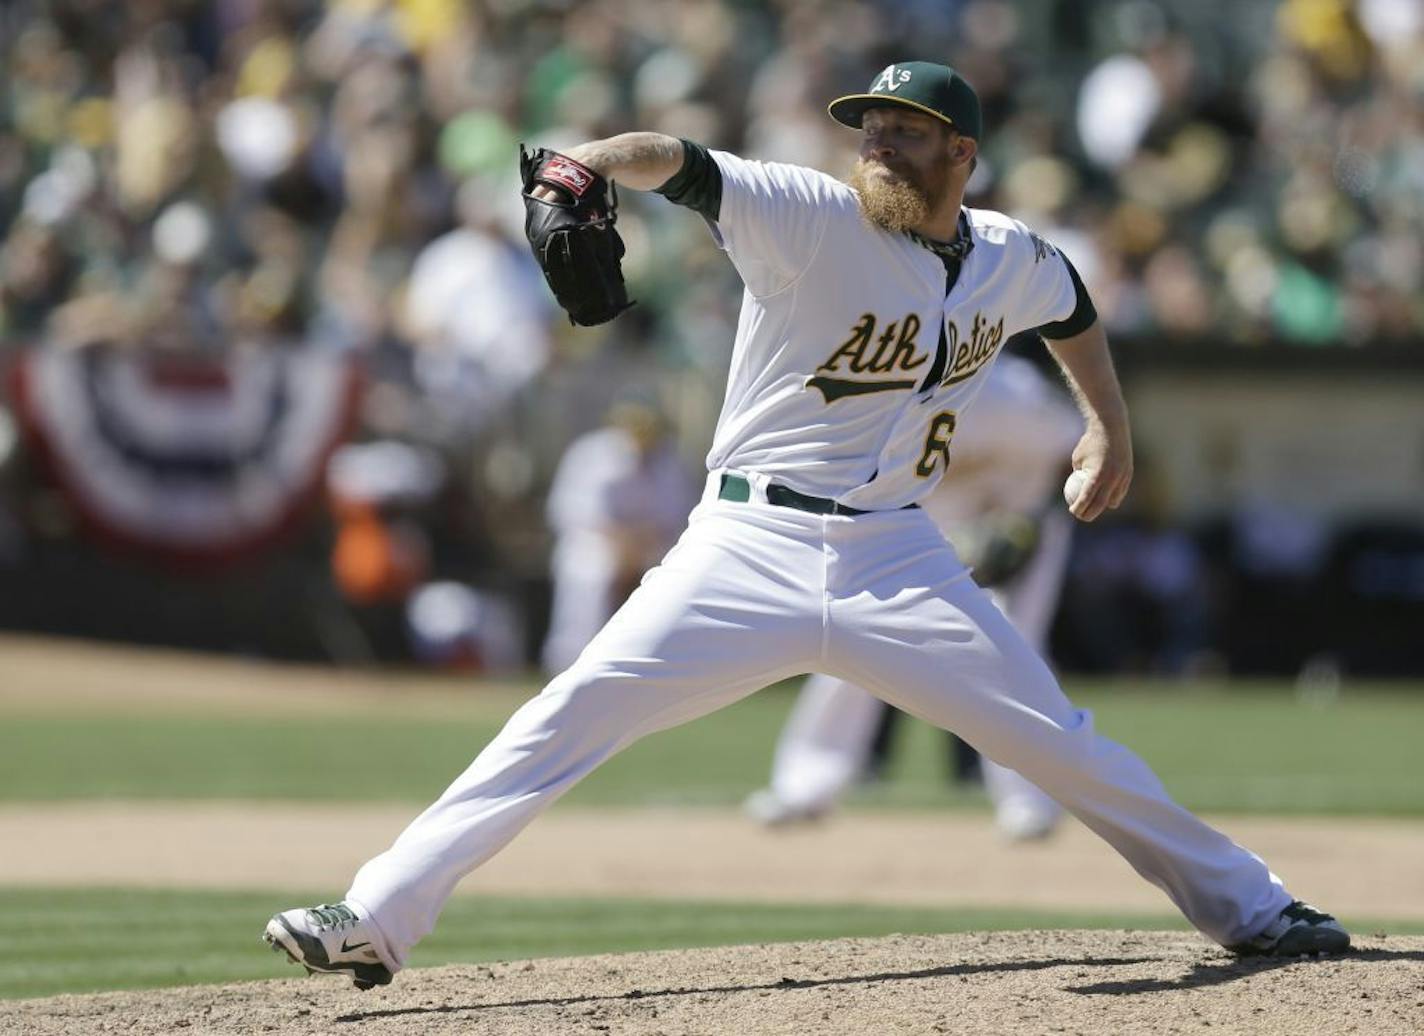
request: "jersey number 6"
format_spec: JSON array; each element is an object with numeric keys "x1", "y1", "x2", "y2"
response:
[{"x1": 915, "y1": 411, "x2": 958, "y2": 478}]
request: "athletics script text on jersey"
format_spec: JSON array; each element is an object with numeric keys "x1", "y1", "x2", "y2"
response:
[{"x1": 807, "y1": 310, "x2": 1005, "y2": 402}]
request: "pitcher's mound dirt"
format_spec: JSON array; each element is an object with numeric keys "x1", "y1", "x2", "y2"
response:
[{"x1": 6, "y1": 931, "x2": 1420, "y2": 1035}]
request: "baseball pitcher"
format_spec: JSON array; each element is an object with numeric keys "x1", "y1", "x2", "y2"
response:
[{"x1": 265, "y1": 61, "x2": 1348, "y2": 989}]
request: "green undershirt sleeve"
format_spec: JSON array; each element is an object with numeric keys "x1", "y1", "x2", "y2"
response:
[{"x1": 654, "y1": 139, "x2": 723, "y2": 223}]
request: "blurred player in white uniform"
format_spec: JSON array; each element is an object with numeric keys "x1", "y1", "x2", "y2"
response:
[
  {"x1": 266, "y1": 62, "x2": 1348, "y2": 989},
  {"x1": 542, "y1": 401, "x2": 700, "y2": 674},
  {"x1": 747, "y1": 351, "x2": 1080, "y2": 839}
]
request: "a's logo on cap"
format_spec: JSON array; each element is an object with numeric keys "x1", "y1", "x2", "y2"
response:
[{"x1": 871, "y1": 64, "x2": 913, "y2": 94}]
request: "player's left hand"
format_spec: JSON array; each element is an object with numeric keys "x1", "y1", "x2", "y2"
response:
[
  {"x1": 1067, "y1": 420, "x2": 1132, "y2": 522},
  {"x1": 519, "y1": 145, "x2": 635, "y2": 326}
]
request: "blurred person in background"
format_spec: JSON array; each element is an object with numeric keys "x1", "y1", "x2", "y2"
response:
[
  {"x1": 0, "y1": 218, "x2": 80, "y2": 339},
  {"x1": 399, "y1": 174, "x2": 555, "y2": 433},
  {"x1": 541, "y1": 398, "x2": 699, "y2": 675},
  {"x1": 327, "y1": 439, "x2": 443, "y2": 662},
  {"x1": 311, "y1": 48, "x2": 447, "y2": 355},
  {"x1": 325, "y1": 434, "x2": 517, "y2": 668}
]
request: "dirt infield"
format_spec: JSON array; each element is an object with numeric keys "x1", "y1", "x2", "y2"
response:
[
  {"x1": 6, "y1": 931, "x2": 1421, "y2": 1035},
  {"x1": 4, "y1": 802, "x2": 1423, "y2": 920}
]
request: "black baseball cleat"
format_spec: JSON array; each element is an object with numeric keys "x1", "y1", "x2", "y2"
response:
[
  {"x1": 1227, "y1": 900, "x2": 1351, "y2": 957},
  {"x1": 264, "y1": 902, "x2": 394, "y2": 990}
]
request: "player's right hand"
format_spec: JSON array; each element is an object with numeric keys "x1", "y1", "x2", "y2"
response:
[{"x1": 1067, "y1": 421, "x2": 1132, "y2": 522}]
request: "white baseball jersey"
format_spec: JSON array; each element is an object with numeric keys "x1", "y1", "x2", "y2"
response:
[
  {"x1": 703, "y1": 151, "x2": 1079, "y2": 510},
  {"x1": 923, "y1": 352, "x2": 1083, "y2": 531}
]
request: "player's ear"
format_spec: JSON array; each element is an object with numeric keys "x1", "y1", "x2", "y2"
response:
[{"x1": 950, "y1": 134, "x2": 977, "y2": 169}]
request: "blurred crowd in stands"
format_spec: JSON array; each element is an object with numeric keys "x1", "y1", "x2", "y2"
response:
[{"x1": 1, "y1": 0, "x2": 1422, "y2": 674}]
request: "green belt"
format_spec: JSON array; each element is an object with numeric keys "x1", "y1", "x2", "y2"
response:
[{"x1": 718, "y1": 474, "x2": 918, "y2": 517}]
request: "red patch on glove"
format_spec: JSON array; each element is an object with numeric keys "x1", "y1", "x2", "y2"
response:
[{"x1": 539, "y1": 156, "x2": 596, "y2": 197}]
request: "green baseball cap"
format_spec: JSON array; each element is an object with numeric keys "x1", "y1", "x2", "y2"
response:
[{"x1": 828, "y1": 61, "x2": 982, "y2": 140}]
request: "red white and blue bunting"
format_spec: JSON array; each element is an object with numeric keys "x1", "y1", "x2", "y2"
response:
[{"x1": 9, "y1": 344, "x2": 361, "y2": 569}]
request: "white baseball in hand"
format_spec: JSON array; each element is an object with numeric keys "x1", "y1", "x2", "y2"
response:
[{"x1": 1063, "y1": 470, "x2": 1089, "y2": 508}]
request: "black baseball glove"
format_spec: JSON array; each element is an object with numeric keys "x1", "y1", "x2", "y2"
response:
[{"x1": 519, "y1": 146, "x2": 634, "y2": 326}]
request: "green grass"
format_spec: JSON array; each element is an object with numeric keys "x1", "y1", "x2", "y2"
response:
[
  {"x1": 6, "y1": 886, "x2": 1421, "y2": 1001},
  {"x1": 8, "y1": 887, "x2": 1142, "y2": 1000},
  {"x1": 2, "y1": 680, "x2": 1422, "y2": 815},
  {"x1": 867, "y1": 681, "x2": 1424, "y2": 815}
]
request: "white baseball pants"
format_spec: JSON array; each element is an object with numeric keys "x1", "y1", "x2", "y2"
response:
[
  {"x1": 766, "y1": 511, "x2": 1074, "y2": 830},
  {"x1": 348, "y1": 477, "x2": 1290, "y2": 970}
]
